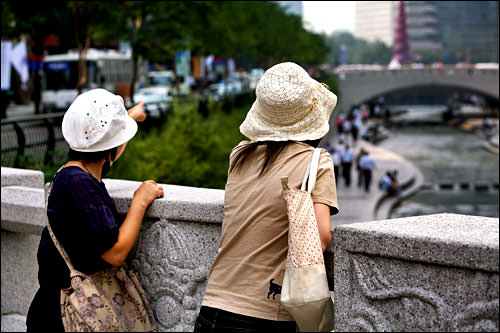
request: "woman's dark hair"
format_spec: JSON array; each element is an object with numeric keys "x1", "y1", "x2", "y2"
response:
[
  {"x1": 229, "y1": 139, "x2": 322, "y2": 176},
  {"x1": 67, "y1": 147, "x2": 118, "y2": 163}
]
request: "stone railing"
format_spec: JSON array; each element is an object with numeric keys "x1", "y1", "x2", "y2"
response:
[
  {"x1": 2, "y1": 167, "x2": 499, "y2": 332},
  {"x1": 1, "y1": 166, "x2": 45, "y2": 332},
  {"x1": 332, "y1": 214, "x2": 499, "y2": 332},
  {"x1": 0, "y1": 167, "x2": 225, "y2": 332}
]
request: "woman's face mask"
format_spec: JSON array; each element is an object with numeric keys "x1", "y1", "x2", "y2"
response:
[{"x1": 102, "y1": 146, "x2": 119, "y2": 178}]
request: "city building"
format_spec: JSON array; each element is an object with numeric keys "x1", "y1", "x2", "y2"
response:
[
  {"x1": 355, "y1": 1, "x2": 499, "y2": 63},
  {"x1": 355, "y1": 1, "x2": 396, "y2": 46}
]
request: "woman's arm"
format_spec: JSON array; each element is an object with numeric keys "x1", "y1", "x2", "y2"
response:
[
  {"x1": 127, "y1": 101, "x2": 146, "y2": 122},
  {"x1": 314, "y1": 202, "x2": 332, "y2": 252},
  {"x1": 101, "y1": 180, "x2": 163, "y2": 266},
  {"x1": 111, "y1": 101, "x2": 147, "y2": 164}
]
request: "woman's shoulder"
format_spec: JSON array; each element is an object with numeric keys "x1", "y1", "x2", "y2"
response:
[
  {"x1": 51, "y1": 166, "x2": 107, "y2": 206},
  {"x1": 286, "y1": 142, "x2": 330, "y2": 155},
  {"x1": 53, "y1": 166, "x2": 98, "y2": 186},
  {"x1": 287, "y1": 143, "x2": 333, "y2": 166}
]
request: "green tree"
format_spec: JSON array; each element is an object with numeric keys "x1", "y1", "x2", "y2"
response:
[{"x1": 325, "y1": 31, "x2": 392, "y2": 66}]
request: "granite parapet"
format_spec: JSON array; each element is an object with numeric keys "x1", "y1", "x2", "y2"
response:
[{"x1": 333, "y1": 213, "x2": 499, "y2": 332}]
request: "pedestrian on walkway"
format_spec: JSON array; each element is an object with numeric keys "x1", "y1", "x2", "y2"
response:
[
  {"x1": 336, "y1": 112, "x2": 344, "y2": 136},
  {"x1": 26, "y1": 89, "x2": 163, "y2": 332},
  {"x1": 341, "y1": 145, "x2": 354, "y2": 187},
  {"x1": 335, "y1": 139, "x2": 346, "y2": 156},
  {"x1": 342, "y1": 116, "x2": 352, "y2": 145},
  {"x1": 331, "y1": 147, "x2": 341, "y2": 184},
  {"x1": 352, "y1": 107, "x2": 363, "y2": 144},
  {"x1": 355, "y1": 148, "x2": 365, "y2": 188},
  {"x1": 359, "y1": 150, "x2": 375, "y2": 192},
  {"x1": 195, "y1": 62, "x2": 339, "y2": 332}
]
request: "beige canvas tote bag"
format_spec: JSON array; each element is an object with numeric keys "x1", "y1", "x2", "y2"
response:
[
  {"x1": 45, "y1": 181, "x2": 157, "y2": 332},
  {"x1": 280, "y1": 148, "x2": 334, "y2": 332}
]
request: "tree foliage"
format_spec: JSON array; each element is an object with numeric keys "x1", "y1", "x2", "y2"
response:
[
  {"x1": 107, "y1": 97, "x2": 248, "y2": 189},
  {"x1": 325, "y1": 31, "x2": 393, "y2": 66},
  {"x1": 2, "y1": 1, "x2": 329, "y2": 70}
]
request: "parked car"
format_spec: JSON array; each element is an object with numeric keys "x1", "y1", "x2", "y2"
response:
[
  {"x1": 132, "y1": 71, "x2": 174, "y2": 117},
  {"x1": 133, "y1": 86, "x2": 171, "y2": 118},
  {"x1": 249, "y1": 68, "x2": 264, "y2": 89},
  {"x1": 206, "y1": 83, "x2": 230, "y2": 101}
]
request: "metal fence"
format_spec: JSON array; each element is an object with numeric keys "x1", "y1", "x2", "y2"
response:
[
  {"x1": 1, "y1": 112, "x2": 68, "y2": 168},
  {"x1": 1, "y1": 92, "x2": 254, "y2": 169}
]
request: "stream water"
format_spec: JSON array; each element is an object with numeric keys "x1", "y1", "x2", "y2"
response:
[{"x1": 379, "y1": 106, "x2": 499, "y2": 218}]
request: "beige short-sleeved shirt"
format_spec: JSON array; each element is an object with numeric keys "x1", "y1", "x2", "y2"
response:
[{"x1": 202, "y1": 141, "x2": 339, "y2": 321}]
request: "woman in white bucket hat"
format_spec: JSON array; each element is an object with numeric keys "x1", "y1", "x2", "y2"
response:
[
  {"x1": 27, "y1": 89, "x2": 163, "y2": 332},
  {"x1": 196, "y1": 62, "x2": 339, "y2": 331}
]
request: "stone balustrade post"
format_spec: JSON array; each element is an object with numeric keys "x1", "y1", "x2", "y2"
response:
[{"x1": 332, "y1": 214, "x2": 499, "y2": 332}]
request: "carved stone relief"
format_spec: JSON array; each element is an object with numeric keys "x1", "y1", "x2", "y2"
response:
[
  {"x1": 347, "y1": 253, "x2": 499, "y2": 332},
  {"x1": 131, "y1": 220, "x2": 209, "y2": 331}
]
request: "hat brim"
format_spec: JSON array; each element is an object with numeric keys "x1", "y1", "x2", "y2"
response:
[
  {"x1": 240, "y1": 79, "x2": 337, "y2": 142},
  {"x1": 69, "y1": 116, "x2": 138, "y2": 152}
]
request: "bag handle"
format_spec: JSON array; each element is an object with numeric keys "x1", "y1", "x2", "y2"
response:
[
  {"x1": 300, "y1": 148, "x2": 322, "y2": 193},
  {"x1": 45, "y1": 172, "x2": 88, "y2": 279}
]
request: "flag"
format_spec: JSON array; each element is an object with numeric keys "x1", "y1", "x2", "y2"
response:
[
  {"x1": 10, "y1": 40, "x2": 30, "y2": 83},
  {"x1": 1, "y1": 41, "x2": 12, "y2": 90}
]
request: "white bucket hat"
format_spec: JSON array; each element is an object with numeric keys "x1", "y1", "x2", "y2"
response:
[
  {"x1": 240, "y1": 62, "x2": 337, "y2": 142},
  {"x1": 62, "y1": 89, "x2": 138, "y2": 152}
]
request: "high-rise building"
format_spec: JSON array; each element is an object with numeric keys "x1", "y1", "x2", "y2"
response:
[
  {"x1": 433, "y1": 1, "x2": 498, "y2": 62},
  {"x1": 355, "y1": 1, "x2": 396, "y2": 46},
  {"x1": 355, "y1": 1, "x2": 499, "y2": 62}
]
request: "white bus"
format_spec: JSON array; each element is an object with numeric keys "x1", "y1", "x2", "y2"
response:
[{"x1": 41, "y1": 48, "x2": 146, "y2": 112}]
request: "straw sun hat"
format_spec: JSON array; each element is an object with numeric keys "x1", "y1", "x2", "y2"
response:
[
  {"x1": 240, "y1": 62, "x2": 337, "y2": 142},
  {"x1": 62, "y1": 89, "x2": 138, "y2": 152}
]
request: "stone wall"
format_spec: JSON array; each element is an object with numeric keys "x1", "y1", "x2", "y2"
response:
[
  {"x1": 1, "y1": 167, "x2": 45, "y2": 321},
  {"x1": 0, "y1": 168, "x2": 226, "y2": 332},
  {"x1": 103, "y1": 178, "x2": 224, "y2": 331},
  {"x1": 2, "y1": 167, "x2": 499, "y2": 332},
  {"x1": 332, "y1": 214, "x2": 499, "y2": 332}
]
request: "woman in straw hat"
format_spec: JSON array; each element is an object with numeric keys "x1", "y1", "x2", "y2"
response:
[
  {"x1": 195, "y1": 62, "x2": 339, "y2": 331},
  {"x1": 26, "y1": 89, "x2": 163, "y2": 332}
]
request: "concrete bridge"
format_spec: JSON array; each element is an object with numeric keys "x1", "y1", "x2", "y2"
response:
[
  {"x1": 325, "y1": 66, "x2": 499, "y2": 143},
  {"x1": 333, "y1": 67, "x2": 499, "y2": 113}
]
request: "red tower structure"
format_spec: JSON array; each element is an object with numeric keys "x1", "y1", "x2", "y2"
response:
[{"x1": 391, "y1": 1, "x2": 411, "y2": 65}]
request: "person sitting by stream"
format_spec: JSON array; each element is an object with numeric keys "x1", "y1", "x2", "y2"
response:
[
  {"x1": 389, "y1": 170, "x2": 402, "y2": 197},
  {"x1": 362, "y1": 124, "x2": 380, "y2": 143},
  {"x1": 379, "y1": 170, "x2": 401, "y2": 197}
]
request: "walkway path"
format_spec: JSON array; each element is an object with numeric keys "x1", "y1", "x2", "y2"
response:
[{"x1": 328, "y1": 127, "x2": 425, "y2": 229}]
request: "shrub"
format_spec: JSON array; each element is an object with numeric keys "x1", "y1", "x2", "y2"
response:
[{"x1": 107, "y1": 97, "x2": 249, "y2": 189}]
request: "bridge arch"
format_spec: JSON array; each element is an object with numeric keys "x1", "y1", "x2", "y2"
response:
[
  {"x1": 357, "y1": 84, "x2": 499, "y2": 109},
  {"x1": 333, "y1": 68, "x2": 499, "y2": 115},
  {"x1": 324, "y1": 68, "x2": 499, "y2": 142}
]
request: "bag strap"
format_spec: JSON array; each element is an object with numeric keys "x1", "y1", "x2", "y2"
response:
[
  {"x1": 300, "y1": 148, "x2": 322, "y2": 193},
  {"x1": 45, "y1": 169, "x2": 87, "y2": 278}
]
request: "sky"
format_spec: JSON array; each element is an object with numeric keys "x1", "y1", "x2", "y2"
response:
[{"x1": 302, "y1": 1, "x2": 356, "y2": 35}]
